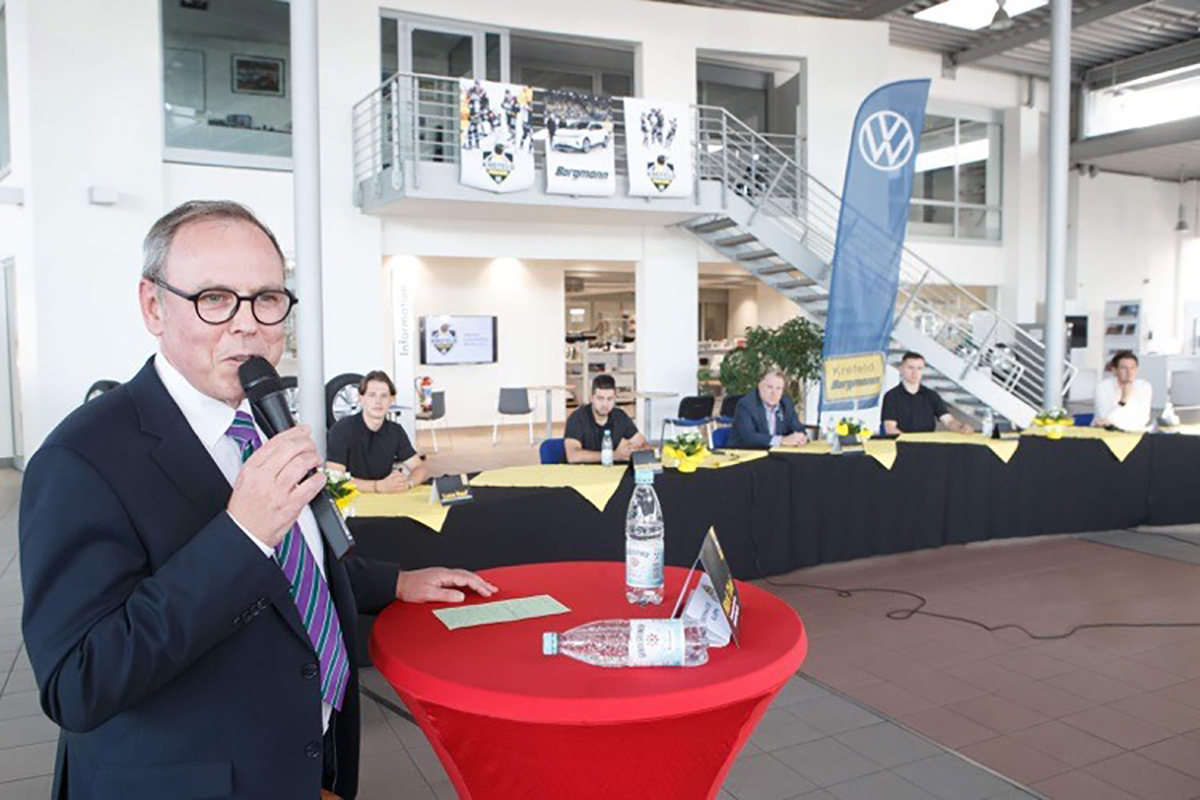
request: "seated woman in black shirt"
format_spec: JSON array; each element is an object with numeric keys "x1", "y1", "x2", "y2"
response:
[{"x1": 326, "y1": 370, "x2": 428, "y2": 493}]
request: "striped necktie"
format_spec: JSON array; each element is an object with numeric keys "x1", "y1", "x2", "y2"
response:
[{"x1": 226, "y1": 410, "x2": 350, "y2": 711}]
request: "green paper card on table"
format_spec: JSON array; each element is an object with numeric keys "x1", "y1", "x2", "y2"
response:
[{"x1": 433, "y1": 595, "x2": 571, "y2": 631}]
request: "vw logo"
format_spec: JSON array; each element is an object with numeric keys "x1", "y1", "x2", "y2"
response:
[{"x1": 857, "y1": 110, "x2": 915, "y2": 172}]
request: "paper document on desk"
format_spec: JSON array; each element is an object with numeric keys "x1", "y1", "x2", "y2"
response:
[
  {"x1": 682, "y1": 574, "x2": 731, "y2": 647},
  {"x1": 434, "y1": 595, "x2": 571, "y2": 630}
]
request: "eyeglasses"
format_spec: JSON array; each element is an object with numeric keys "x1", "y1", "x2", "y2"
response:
[{"x1": 152, "y1": 277, "x2": 298, "y2": 326}]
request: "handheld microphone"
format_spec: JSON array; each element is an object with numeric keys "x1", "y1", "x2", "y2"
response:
[{"x1": 238, "y1": 356, "x2": 355, "y2": 561}]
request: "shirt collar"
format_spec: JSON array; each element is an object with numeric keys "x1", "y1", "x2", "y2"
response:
[{"x1": 154, "y1": 352, "x2": 253, "y2": 450}]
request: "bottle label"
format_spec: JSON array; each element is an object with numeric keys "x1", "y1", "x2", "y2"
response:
[
  {"x1": 629, "y1": 619, "x2": 686, "y2": 667},
  {"x1": 626, "y1": 539, "x2": 664, "y2": 588}
]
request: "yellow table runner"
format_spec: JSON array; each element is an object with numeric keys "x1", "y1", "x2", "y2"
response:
[
  {"x1": 469, "y1": 464, "x2": 625, "y2": 512},
  {"x1": 1023, "y1": 426, "x2": 1144, "y2": 462},
  {"x1": 896, "y1": 432, "x2": 1020, "y2": 464},
  {"x1": 772, "y1": 439, "x2": 898, "y2": 470},
  {"x1": 695, "y1": 449, "x2": 770, "y2": 469},
  {"x1": 1172, "y1": 424, "x2": 1200, "y2": 437},
  {"x1": 347, "y1": 487, "x2": 451, "y2": 533}
]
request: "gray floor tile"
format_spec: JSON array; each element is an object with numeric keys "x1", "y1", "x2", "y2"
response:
[
  {"x1": 2, "y1": 669, "x2": 36, "y2": 696},
  {"x1": 360, "y1": 783, "x2": 436, "y2": 800},
  {"x1": 0, "y1": 774, "x2": 55, "y2": 800},
  {"x1": 408, "y1": 741, "x2": 449, "y2": 785},
  {"x1": 827, "y1": 771, "x2": 938, "y2": 800},
  {"x1": 749, "y1": 708, "x2": 826, "y2": 751},
  {"x1": 429, "y1": 780, "x2": 458, "y2": 800},
  {"x1": 723, "y1": 753, "x2": 817, "y2": 800},
  {"x1": 358, "y1": 716, "x2": 404, "y2": 756},
  {"x1": 773, "y1": 737, "x2": 884, "y2": 787},
  {"x1": 893, "y1": 754, "x2": 1020, "y2": 800},
  {"x1": 835, "y1": 722, "x2": 942, "y2": 769},
  {"x1": 0, "y1": 690, "x2": 40, "y2": 721},
  {"x1": 354, "y1": 746, "x2": 426, "y2": 797},
  {"x1": 0, "y1": 712, "x2": 58, "y2": 749},
  {"x1": 788, "y1": 695, "x2": 880, "y2": 736},
  {"x1": 0, "y1": 741, "x2": 57, "y2": 783},
  {"x1": 793, "y1": 791, "x2": 838, "y2": 800},
  {"x1": 771, "y1": 676, "x2": 832, "y2": 708}
]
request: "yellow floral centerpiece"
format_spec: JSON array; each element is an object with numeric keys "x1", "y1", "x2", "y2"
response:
[
  {"x1": 661, "y1": 431, "x2": 709, "y2": 473},
  {"x1": 835, "y1": 417, "x2": 872, "y2": 444},
  {"x1": 1032, "y1": 407, "x2": 1074, "y2": 440},
  {"x1": 325, "y1": 468, "x2": 360, "y2": 513}
]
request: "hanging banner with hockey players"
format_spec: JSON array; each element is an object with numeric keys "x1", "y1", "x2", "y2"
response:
[
  {"x1": 459, "y1": 79, "x2": 534, "y2": 193},
  {"x1": 623, "y1": 98, "x2": 694, "y2": 198},
  {"x1": 544, "y1": 89, "x2": 616, "y2": 197}
]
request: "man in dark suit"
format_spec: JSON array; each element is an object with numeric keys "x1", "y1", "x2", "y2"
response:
[
  {"x1": 19, "y1": 201, "x2": 496, "y2": 800},
  {"x1": 727, "y1": 368, "x2": 809, "y2": 449}
]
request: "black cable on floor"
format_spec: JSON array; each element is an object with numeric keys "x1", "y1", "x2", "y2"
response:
[
  {"x1": 361, "y1": 684, "x2": 416, "y2": 725},
  {"x1": 762, "y1": 578, "x2": 1200, "y2": 641}
]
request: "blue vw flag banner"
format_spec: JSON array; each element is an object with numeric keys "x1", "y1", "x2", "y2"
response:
[{"x1": 821, "y1": 79, "x2": 930, "y2": 412}]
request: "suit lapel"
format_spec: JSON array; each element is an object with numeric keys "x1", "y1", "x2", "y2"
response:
[{"x1": 127, "y1": 359, "x2": 312, "y2": 648}]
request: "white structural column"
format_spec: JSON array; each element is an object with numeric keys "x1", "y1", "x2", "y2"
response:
[
  {"x1": 1043, "y1": 0, "x2": 1070, "y2": 408},
  {"x1": 290, "y1": 0, "x2": 328, "y2": 454},
  {"x1": 636, "y1": 228, "x2": 699, "y2": 438}
]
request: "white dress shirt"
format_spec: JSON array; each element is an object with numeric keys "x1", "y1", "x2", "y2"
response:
[
  {"x1": 764, "y1": 403, "x2": 782, "y2": 447},
  {"x1": 154, "y1": 354, "x2": 333, "y2": 733},
  {"x1": 1094, "y1": 376, "x2": 1153, "y2": 431}
]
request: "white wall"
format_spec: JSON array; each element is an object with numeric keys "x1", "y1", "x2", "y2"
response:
[
  {"x1": 1072, "y1": 172, "x2": 1188, "y2": 372},
  {"x1": 388, "y1": 255, "x2": 566, "y2": 429}
]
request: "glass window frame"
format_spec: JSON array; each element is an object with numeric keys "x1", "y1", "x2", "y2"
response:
[
  {"x1": 909, "y1": 104, "x2": 1004, "y2": 244},
  {"x1": 383, "y1": 11, "x2": 509, "y2": 83},
  {"x1": 0, "y1": 1, "x2": 11, "y2": 180},
  {"x1": 159, "y1": 0, "x2": 294, "y2": 172}
]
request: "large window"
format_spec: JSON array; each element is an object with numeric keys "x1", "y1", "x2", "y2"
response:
[
  {"x1": 162, "y1": 0, "x2": 291, "y2": 167},
  {"x1": 910, "y1": 110, "x2": 1002, "y2": 241},
  {"x1": 0, "y1": 5, "x2": 11, "y2": 177}
]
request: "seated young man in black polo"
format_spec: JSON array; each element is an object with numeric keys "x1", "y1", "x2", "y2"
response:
[
  {"x1": 881, "y1": 352, "x2": 974, "y2": 435},
  {"x1": 326, "y1": 370, "x2": 428, "y2": 492},
  {"x1": 564, "y1": 374, "x2": 650, "y2": 463}
]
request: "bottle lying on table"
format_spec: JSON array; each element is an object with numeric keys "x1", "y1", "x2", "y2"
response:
[{"x1": 543, "y1": 619, "x2": 709, "y2": 667}]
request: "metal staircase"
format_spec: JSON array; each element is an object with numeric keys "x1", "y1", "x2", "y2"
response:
[{"x1": 683, "y1": 107, "x2": 1074, "y2": 427}]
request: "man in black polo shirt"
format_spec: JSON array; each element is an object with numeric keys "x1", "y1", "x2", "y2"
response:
[
  {"x1": 326, "y1": 370, "x2": 428, "y2": 492},
  {"x1": 564, "y1": 374, "x2": 649, "y2": 463},
  {"x1": 881, "y1": 352, "x2": 973, "y2": 435}
]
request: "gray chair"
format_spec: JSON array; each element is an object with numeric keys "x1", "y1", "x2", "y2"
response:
[
  {"x1": 493, "y1": 387, "x2": 535, "y2": 445},
  {"x1": 415, "y1": 390, "x2": 449, "y2": 453}
]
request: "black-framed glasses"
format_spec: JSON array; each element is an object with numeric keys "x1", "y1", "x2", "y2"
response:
[{"x1": 153, "y1": 277, "x2": 298, "y2": 326}]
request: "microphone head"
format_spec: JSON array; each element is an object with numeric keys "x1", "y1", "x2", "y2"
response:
[{"x1": 238, "y1": 356, "x2": 284, "y2": 405}]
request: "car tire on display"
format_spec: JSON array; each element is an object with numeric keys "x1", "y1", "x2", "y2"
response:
[
  {"x1": 325, "y1": 373, "x2": 363, "y2": 429},
  {"x1": 582, "y1": 138, "x2": 591, "y2": 153},
  {"x1": 83, "y1": 380, "x2": 120, "y2": 405}
]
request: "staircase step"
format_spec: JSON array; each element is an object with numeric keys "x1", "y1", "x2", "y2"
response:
[
  {"x1": 736, "y1": 249, "x2": 777, "y2": 261},
  {"x1": 756, "y1": 264, "x2": 796, "y2": 276},
  {"x1": 716, "y1": 233, "x2": 757, "y2": 248},
  {"x1": 689, "y1": 217, "x2": 737, "y2": 234},
  {"x1": 774, "y1": 278, "x2": 818, "y2": 291}
]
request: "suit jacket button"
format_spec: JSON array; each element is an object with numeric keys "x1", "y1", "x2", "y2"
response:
[
  {"x1": 301, "y1": 662, "x2": 319, "y2": 679},
  {"x1": 257, "y1": 597, "x2": 269, "y2": 610},
  {"x1": 231, "y1": 616, "x2": 243, "y2": 629},
  {"x1": 305, "y1": 742, "x2": 321, "y2": 759},
  {"x1": 241, "y1": 610, "x2": 254, "y2": 624}
]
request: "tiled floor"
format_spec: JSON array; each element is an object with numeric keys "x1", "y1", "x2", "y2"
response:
[{"x1": 6, "y1": 434, "x2": 1200, "y2": 798}]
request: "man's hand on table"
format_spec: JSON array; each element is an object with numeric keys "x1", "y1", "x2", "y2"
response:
[
  {"x1": 396, "y1": 567, "x2": 498, "y2": 603},
  {"x1": 780, "y1": 432, "x2": 808, "y2": 447}
]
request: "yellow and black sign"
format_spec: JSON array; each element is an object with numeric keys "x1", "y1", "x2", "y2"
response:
[
  {"x1": 823, "y1": 352, "x2": 885, "y2": 403},
  {"x1": 432, "y1": 474, "x2": 474, "y2": 506}
]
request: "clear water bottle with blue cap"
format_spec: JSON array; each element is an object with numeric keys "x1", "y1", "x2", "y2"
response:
[
  {"x1": 601, "y1": 429, "x2": 614, "y2": 467},
  {"x1": 542, "y1": 619, "x2": 708, "y2": 668},
  {"x1": 625, "y1": 468, "x2": 664, "y2": 605}
]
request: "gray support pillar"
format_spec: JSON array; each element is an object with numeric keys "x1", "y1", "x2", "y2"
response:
[
  {"x1": 290, "y1": 0, "x2": 327, "y2": 455},
  {"x1": 1043, "y1": 0, "x2": 1070, "y2": 408}
]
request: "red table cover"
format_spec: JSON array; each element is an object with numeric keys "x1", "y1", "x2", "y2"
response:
[{"x1": 370, "y1": 562, "x2": 807, "y2": 799}]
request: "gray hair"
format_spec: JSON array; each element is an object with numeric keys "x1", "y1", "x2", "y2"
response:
[{"x1": 142, "y1": 200, "x2": 284, "y2": 282}]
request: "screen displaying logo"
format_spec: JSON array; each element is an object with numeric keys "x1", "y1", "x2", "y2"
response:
[
  {"x1": 430, "y1": 323, "x2": 457, "y2": 355},
  {"x1": 857, "y1": 110, "x2": 915, "y2": 172}
]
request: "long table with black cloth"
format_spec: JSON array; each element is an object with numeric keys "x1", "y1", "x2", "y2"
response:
[{"x1": 349, "y1": 433, "x2": 1200, "y2": 581}]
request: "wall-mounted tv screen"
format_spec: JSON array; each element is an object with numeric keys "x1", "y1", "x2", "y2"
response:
[{"x1": 419, "y1": 315, "x2": 498, "y2": 365}]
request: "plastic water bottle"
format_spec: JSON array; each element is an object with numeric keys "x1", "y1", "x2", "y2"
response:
[
  {"x1": 542, "y1": 619, "x2": 708, "y2": 667},
  {"x1": 625, "y1": 469, "x2": 665, "y2": 605},
  {"x1": 981, "y1": 408, "x2": 995, "y2": 438},
  {"x1": 601, "y1": 429, "x2": 614, "y2": 467}
]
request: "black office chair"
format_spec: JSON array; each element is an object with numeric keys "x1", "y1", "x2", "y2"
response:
[
  {"x1": 660, "y1": 395, "x2": 716, "y2": 445},
  {"x1": 715, "y1": 393, "x2": 743, "y2": 426}
]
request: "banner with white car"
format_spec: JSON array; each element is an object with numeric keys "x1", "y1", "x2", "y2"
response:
[
  {"x1": 544, "y1": 89, "x2": 616, "y2": 197},
  {"x1": 623, "y1": 98, "x2": 694, "y2": 198},
  {"x1": 459, "y1": 79, "x2": 535, "y2": 193}
]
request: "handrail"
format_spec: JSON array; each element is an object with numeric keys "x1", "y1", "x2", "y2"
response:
[{"x1": 352, "y1": 72, "x2": 1075, "y2": 410}]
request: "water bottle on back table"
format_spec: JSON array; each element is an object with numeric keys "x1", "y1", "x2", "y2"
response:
[
  {"x1": 543, "y1": 619, "x2": 708, "y2": 667},
  {"x1": 601, "y1": 429, "x2": 614, "y2": 467},
  {"x1": 626, "y1": 469, "x2": 665, "y2": 605}
]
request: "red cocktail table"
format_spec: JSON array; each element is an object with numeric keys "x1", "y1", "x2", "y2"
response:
[{"x1": 370, "y1": 562, "x2": 807, "y2": 799}]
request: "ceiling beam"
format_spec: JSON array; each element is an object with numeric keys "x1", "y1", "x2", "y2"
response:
[
  {"x1": 1070, "y1": 115, "x2": 1200, "y2": 161},
  {"x1": 1083, "y1": 37, "x2": 1200, "y2": 89},
  {"x1": 849, "y1": 0, "x2": 918, "y2": 20},
  {"x1": 950, "y1": 0, "x2": 1153, "y2": 67}
]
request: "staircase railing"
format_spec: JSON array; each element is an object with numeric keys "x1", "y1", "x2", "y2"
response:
[{"x1": 695, "y1": 105, "x2": 1075, "y2": 412}]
